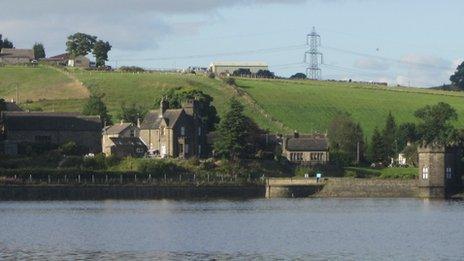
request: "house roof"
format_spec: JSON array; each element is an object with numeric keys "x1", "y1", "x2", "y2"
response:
[
  {"x1": 103, "y1": 123, "x2": 133, "y2": 135},
  {"x1": 285, "y1": 134, "x2": 329, "y2": 152},
  {"x1": 110, "y1": 137, "x2": 147, "y2": 148},
  {"x1": 46, "y1": 53, "x2": 70, "y2": 61},
  {"x1": 140, "y1": 109, "x2": 184, "y2": 129},
  {"x1": 0, "y1": 48, "x2": 34, "y2": 59},
  {"x1": 1, "y1": 112, "x2": 102, "y2": 132},
  {"x1": 210, "y1": 61, "x2": 268, "y2": 67}
]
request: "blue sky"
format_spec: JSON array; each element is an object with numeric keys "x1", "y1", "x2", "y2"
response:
[{"x1": 1, "y1": 0, "x2": 462, "y2": 87}]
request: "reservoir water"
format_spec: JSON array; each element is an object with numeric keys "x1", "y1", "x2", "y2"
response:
[{"x1": 0, "y1": 199, "x2": 463, "y2": 260}]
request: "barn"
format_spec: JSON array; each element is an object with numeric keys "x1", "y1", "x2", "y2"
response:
[{"x1": 209, "y1": 61, "x2": 268, "y2": 75}]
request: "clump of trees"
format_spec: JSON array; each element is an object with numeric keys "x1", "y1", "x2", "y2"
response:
[
  {"x1": 327, "y1": 113, "x2": 365, "y2": 166},
  {"x1": 290, "y1": 73, "x2": 307, "y2": 80},
  {"x1": 119, "y1": 66, "x2": 145, "y2": 73},
  {"x1": 118, "y1": 103, "x2": 146, "y2": 125},
  {"x1": 33, "y1": 43, "x2": 46, "y2": 60},
  {"x1": 82, "y1": 93, "x2": 112, "y2": 125},
  {"x1": 450, "y1": 61, "x2": 464, "y2": 90},
  {"x1": 66, "y1": 33, "x2": 112, "y2": 67},
  {"x1": 155, "y1": 88, "x2": 219, "y2": 132},
  {"x1": 0, "y1": 34, "x2": 14, "y2": 51}
]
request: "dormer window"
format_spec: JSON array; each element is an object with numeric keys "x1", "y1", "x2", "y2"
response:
[{"x1": 181, "y1": 126, "x2": 185, "y2": 136}]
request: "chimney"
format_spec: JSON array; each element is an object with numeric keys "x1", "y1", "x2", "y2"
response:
[
  {"x1": 294, "y1": 130, "x2": 299, "y2": 138},
  {"x1": 159, "y1": 98, "x2": 168, "y2": 118}
]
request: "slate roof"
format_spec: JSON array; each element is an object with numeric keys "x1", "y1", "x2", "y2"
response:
[
  {"x1": 0, "y1": 48, "x2": 34, "y2": 59},
  {"x1": 1, "y1": 112, "x2": 101, "y2": 131},
  {"x1": 285, "y1": 134, "x2": 329, "y2": 152},
  {"x1": 103, "y1": 123, "x2": 132, "y2": 135},
  {"x1": 110, "y1": 137, "x2": 147, "y2": 147},
  {"x1": 46, "y1": 53, "x2": 70, "y2": 61},
  {"x1": 140, "y1": 109, "x2": 184, "y2": 129}
]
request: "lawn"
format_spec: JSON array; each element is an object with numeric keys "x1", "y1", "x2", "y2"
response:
[
  {"x1": 236, "y1": 78, "x2": 464, "y2": 137},
  {"x1": 0, "y1": 65, "x2": 89, "y2": 102}
]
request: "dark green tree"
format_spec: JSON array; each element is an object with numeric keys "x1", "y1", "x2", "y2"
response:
[
  {"x1": 214, "y1": 98, "x2": 248, "y2": 160},
  {"x1": 382, "y1": 112, "x2": 397, "y2": 160},
  {"x1": 396, "y1": 122, "x2": 419, "y2": 151},
  {"x1": 414, "y1": 102, "x2": 458, "y2": 145},
  {"x1": 92, "y1": 40, "x2": 112, "y2": 67},
  {"x1": 450, "y1": 61, "x2": 464, "y2": 90},
  {"x1": 327, "y1": 112, "x2": 365, "y2": 165},
  {"x1": 82, "y1": 93, "x2": 112, "y2": 125},
  {"x1": 155, "y1": 88, "x2": 219, "y2": 131},
  {"x1": 66, "y1": 32, "x2": 97, "y2": 57},
  {"x1": 0, "y1": 98, "x2": 6, "y2": 112},
  {"x1": 370, "y1": 127, "x2": 385, "y2": 163},
  {"x1": 290, "y1": 73, "x2": 307, "y2": 79},
  {"x1": 232, "y1": 68, "x2": 252, "y2": 77},
  {"x1": 0, "y1": 35, "x2": 14, "y2": 50},
  {"x1": 118, "y1": 103, "x2": 146, "y2": 125},
  {"x1": 33, "y1": 43, "x2": 46, "y2": 60},
  {"x1": 256, "y1": 70, "x2": 275, "y2": 78}
]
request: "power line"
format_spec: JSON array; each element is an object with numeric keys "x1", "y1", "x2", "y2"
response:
[{"x1": 110, "y1": 44, "x2": 306, "y2": 62}]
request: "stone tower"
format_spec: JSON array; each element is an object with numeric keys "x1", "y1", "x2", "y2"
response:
[{"x1": 417, "y1": 144, "x2": 461, "y2": 198}]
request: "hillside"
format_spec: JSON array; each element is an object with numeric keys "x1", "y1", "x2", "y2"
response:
[{"x1": 3, "y1": 65, "x2": 464, "y2": 138}]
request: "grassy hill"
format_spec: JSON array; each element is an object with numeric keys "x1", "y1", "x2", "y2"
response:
[{"x1": 3, "y1": 65, "x2": 464, "y2": 138}]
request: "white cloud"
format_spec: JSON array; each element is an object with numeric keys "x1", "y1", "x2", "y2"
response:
[{"x1": 0, "y1": 0, "x2": 306, "y2": 54}]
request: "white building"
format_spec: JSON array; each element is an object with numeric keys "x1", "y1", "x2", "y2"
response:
[{"x1": 209, "y1": 61, "x2": 268, "y2": 75}]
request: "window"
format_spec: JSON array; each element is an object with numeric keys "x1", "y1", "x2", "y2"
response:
[
  {"x1": 446, "y1": 167, "x2": 452, "y2": 179},
  {"x1": 35, "y1": 135, "x2": 51, "y2": 144},
  {"x1": 136, "y1": 148, "x2": 144, "y2": 154},
  {"x1": 130, "y1": 129, "x2": 135, "y2": 137},
  {"x1": 422, "y1": 166, "x2": 429, "y2": 180},
  {"x1": 181, "y1": 126, "x2": 185, "y2": 136}
]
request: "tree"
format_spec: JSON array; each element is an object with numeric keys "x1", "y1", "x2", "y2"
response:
[
  {"x1": 414, "y1": 102, "x2": 458, "y2": 145},
  {"x1": 66, "y1": 33, "x2": 97, "y2": 57},
  {"x1": 232, "y1": 68, "x2": 252, "y2": 77},
  {"x1": 290, "y1": 73, "x2": 307, "y2": 80},
  {"x1": 155, "y1": 88, "x2": 219, "y2": 131},
  {"x1": 0, "y1": 34, "x2": 14, "y2": 50},
  {"x1": 82, "y1": 93, "x2": 112, "y2": 125},
  {"x1": 0, "y1": 98, "x2": 6, "y2": 112},
  {"x1": 33, "y1": 43, "x2": 46, "y2": 60},
  {"x1": 450, "y1": 61, "x2": 464, "y2": 90},
  {"x1": 382, "y1": 112, "x2": 397, "y2": 160},
  {"x1": 92, "y1": 40, "x2": 112, "y2": 67},
  {"x1": 214, "y1": 98, "x2": 248, "y2": 160},
  {"x1": 370, "y1": 127, "x2": 385, "y2": 163},
  {"x1": 256, "y1": 70, "x2": 275, "y2": 78},
  {"x1": 397, "y1": 122, "x2": 419, "y2": 151},
  {"x1": 327, "y1": 113, "x2": 365, "y2": 165},
  {"x1": 118, "y1": 103, "x2": 146, "y2": 125}
]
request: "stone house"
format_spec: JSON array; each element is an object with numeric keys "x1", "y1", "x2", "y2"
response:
[
  {"x1": 0, "y1": 48, "x2": 35, "y2": 64},
  {"x1": 0, "y1": 112, "x2": 102, "y2": 155},
  {"x1": 139, "y1": 99, "x2": 206, "y2": 158},
  {"x1": 282, "y1": 132, "x2": 329, "y2": 165},
  {"x1": 102, "y1": 122, "x2": 146, "y2": 157}
]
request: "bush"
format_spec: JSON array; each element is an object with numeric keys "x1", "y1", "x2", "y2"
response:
[
  {"x1": 58, "y1": 156, "x2": 83, "y2": 169},
  {"x1": 119, "y1": 66, "x2": 145, "y2": 73},
  {"x1": 59, "y1": 141, "x2": 79, "y2": 156},
  {"x1": 208, "y1": 72, "x2": 216, "y2": 79},
  {"x1": 223, "y1": 77, "x2": 236, "y2": 86},
  {"x1": 137, "y1": 159, "x2": 187, "y2": 178},
  {"x1": 294, "y1": 166, "x2": 316, "y2": 177},
  {"x1": 83, "y1": 154, "x2": 107, "y2": 170}
]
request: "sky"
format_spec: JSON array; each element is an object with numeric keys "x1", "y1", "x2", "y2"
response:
[{"x1": 0, "y1": 0, "x2": 463, "y2": 87}]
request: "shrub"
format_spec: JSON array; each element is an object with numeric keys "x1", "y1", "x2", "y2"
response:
[
  {"x1": 83, "y1": 154, "x2": 107, "y2": 170},
  {"x1": 294, "y1": 166, "x2": 316, "y2": 177},
  {"x1": 119, "y1": 66, "x2": 145, "y2": 73},
  {"x1": 208, "y1": 72, "x2": 216, "y2": 79},
  {"x1": 223, "y1": 77, "x2": 236, "y2": 86},
  {"x1": 58, "y1": 156, "x2": 83, "y2": 169},
  {"x1": 59, "y1": 141, "x2": 79, "y2": 156},
  {"x1": 137, "y1": 159, "x2": 186, "y2": 178}
]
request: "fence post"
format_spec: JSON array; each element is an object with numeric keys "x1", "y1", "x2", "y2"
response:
[
  {"x1": 29, "y1": 174, "x2": 32, "y2": 183},
  {"x1": 135, "y1": 174, "x2": 137, "y2": 183},
  {"x1": 78, "y1": 175, "x2": 81, "y2": 184},
  {"x1": 207, "y1": 174, "x2": 210, "y2": 183},
  {"x1": 92, "y1": 175, "x2": 95, "y2": 184},
  {"x1": 64, "y1": 174, "x2": 67, "y2": 183},
  {"x1": 179, "y1": 174, "x2": 182, "y2": 182},
  {"x1": 149, "y1": 174, "x2": 152, "y2": 183},
  {"x1": 105, "y1": 175, "x2": 108, "y2": 184},
  {"x1": 48, "y1": 175, "x2": 51, "y2": 184},
  {"x1": 164, "y1": 173, "x2": 167, "y2": 183},
  {"x1": 120, "y1": 175, "x2": 123, "y2": 184}
]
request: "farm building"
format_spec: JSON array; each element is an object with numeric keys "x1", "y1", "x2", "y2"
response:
[
  {"x1": 0, "y1": 48, "x2": 35, "y2": 64},
  {"x1": 282, "y1": 132, "x2": 329, "y2": 165},
  {"x1": 0, "y1": 112, "x2": 102, "y2": 155},
  {"x1": 43, "y1": 53, "x2": 91, "y2": 68},
  {"x1": 209, "y1": 61, "x2": 268, "y2": 75}
]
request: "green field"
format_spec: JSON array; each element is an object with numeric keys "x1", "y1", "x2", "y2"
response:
[{"x1": 3, "y1": 65, "x2": 464, "y2": 138}]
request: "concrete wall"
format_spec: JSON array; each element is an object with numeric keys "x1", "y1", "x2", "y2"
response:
[{"x1": 315, "y1": 178, "x2": 419, "y2": 198}]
